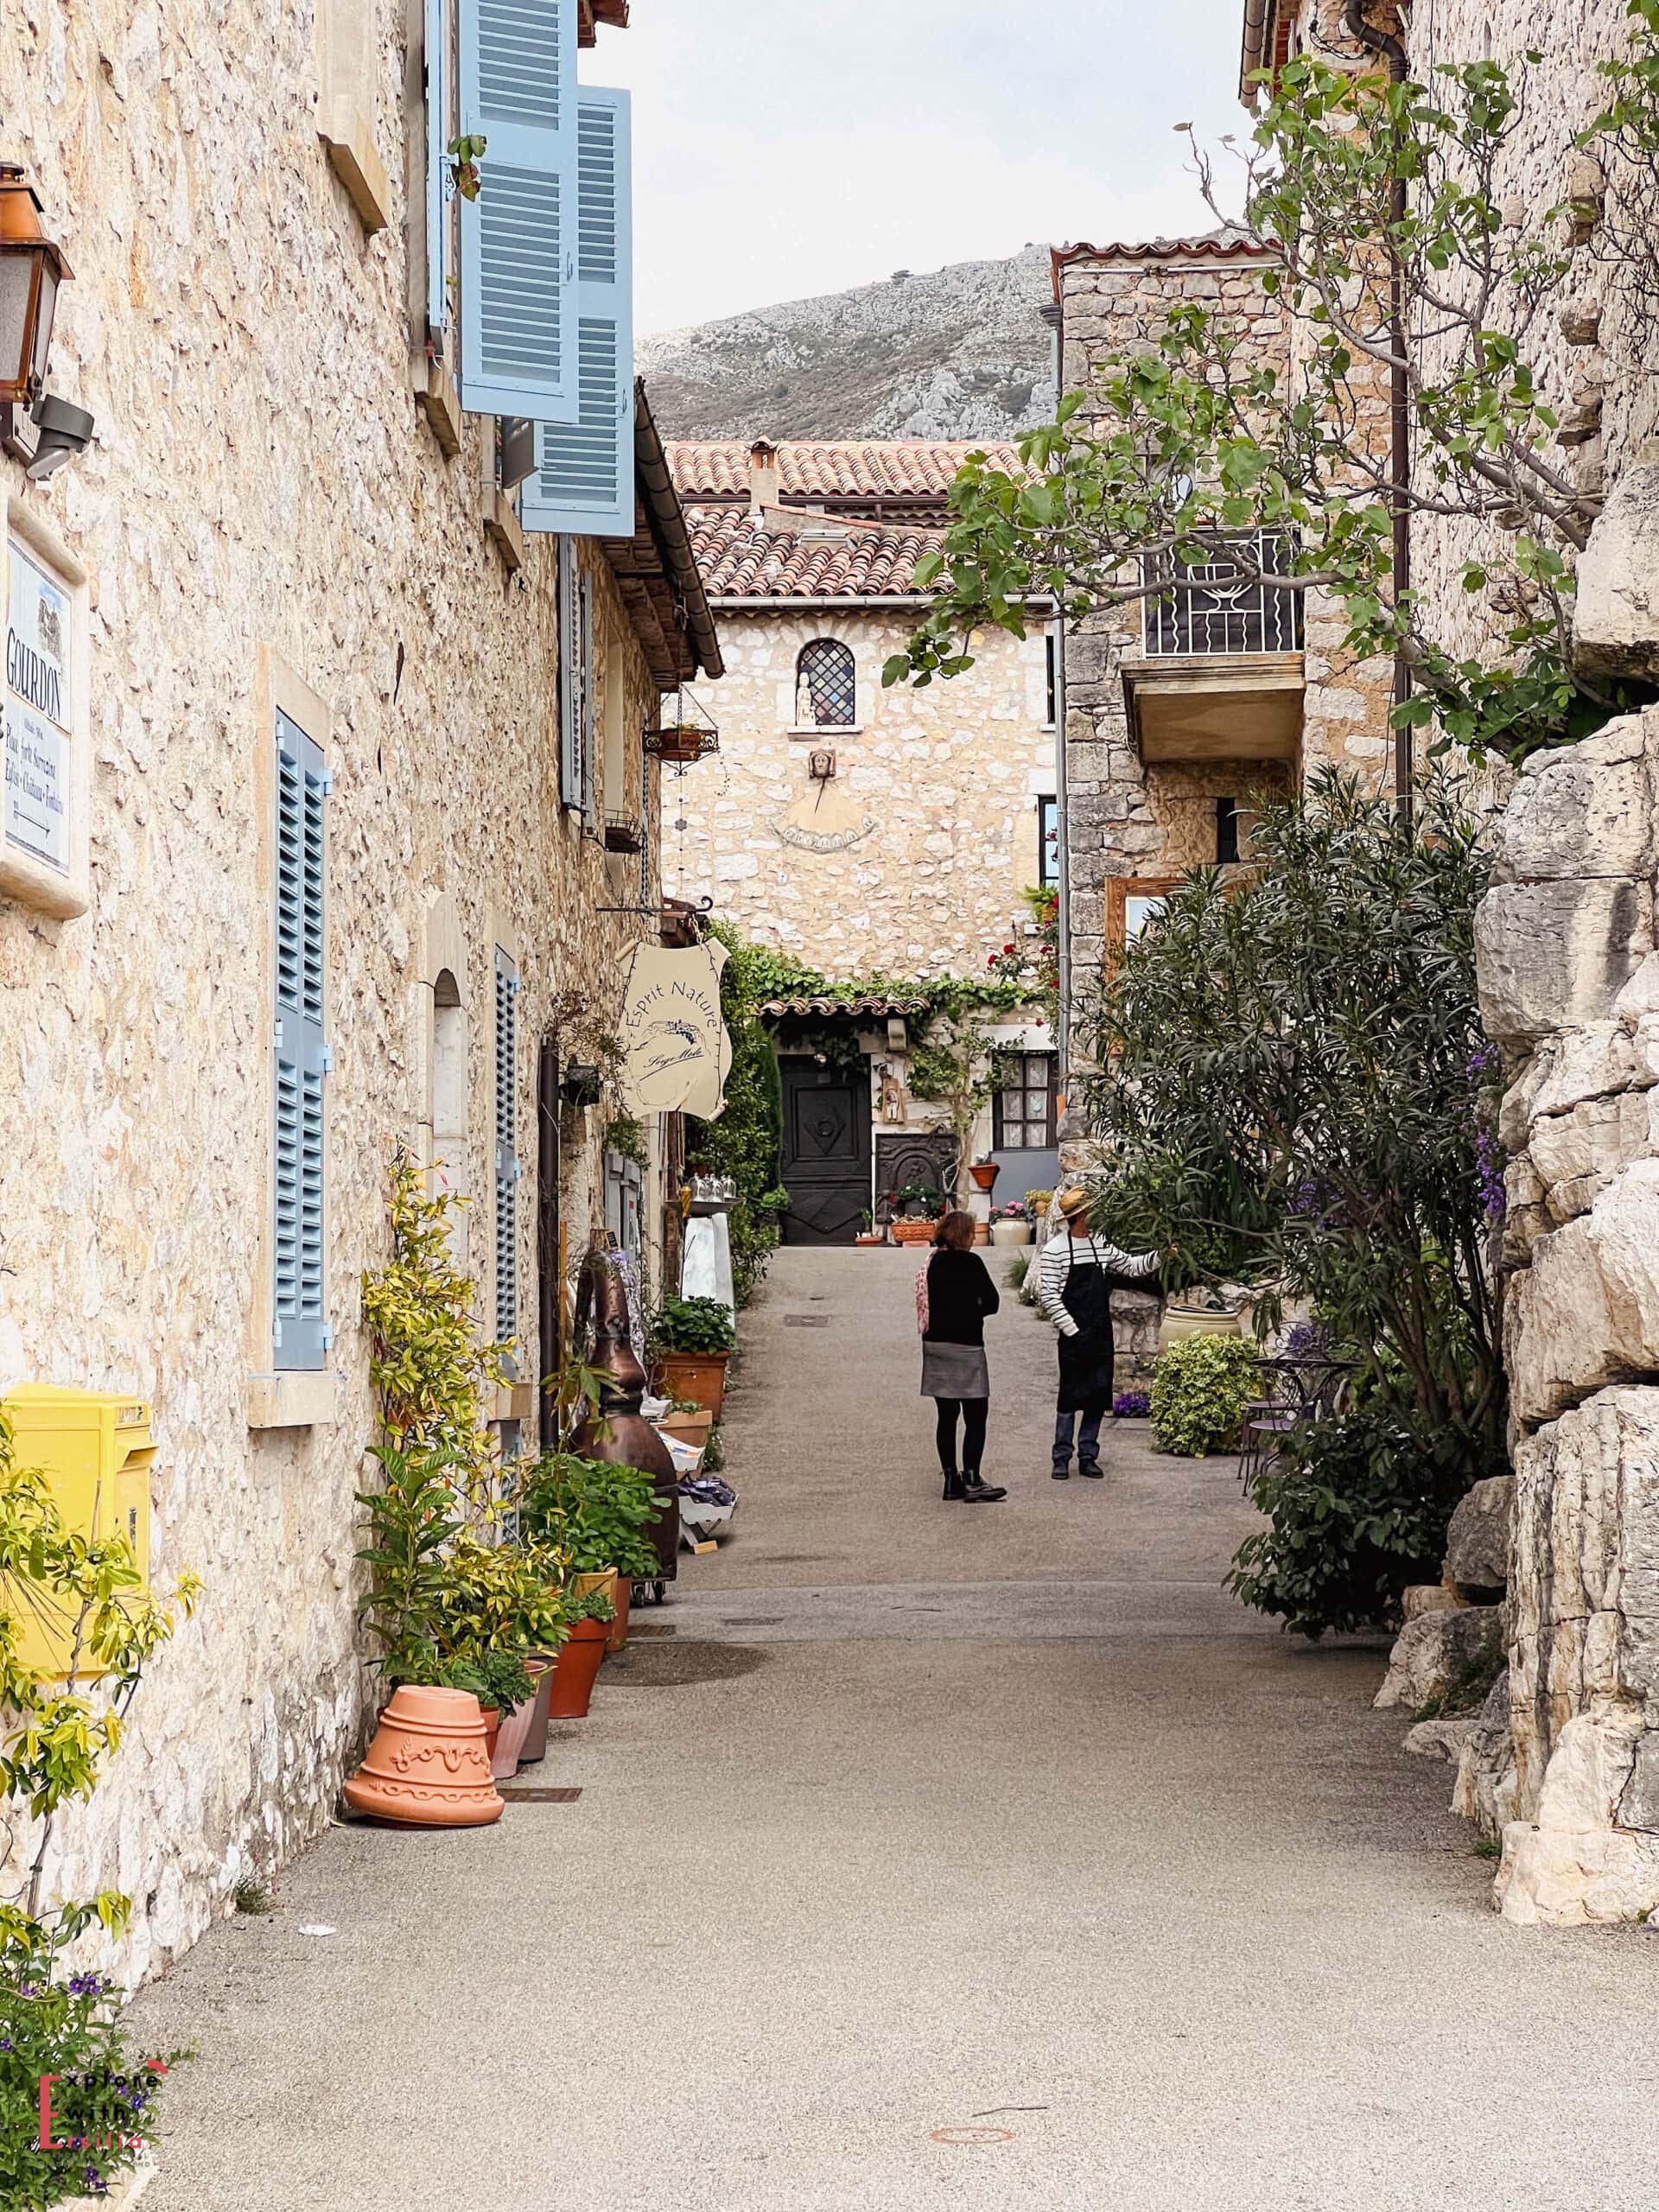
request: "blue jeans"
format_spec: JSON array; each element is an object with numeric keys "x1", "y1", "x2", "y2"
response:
[{"x1": 1053, "y1": 1408, "x2": 1103, "y2": 1471}]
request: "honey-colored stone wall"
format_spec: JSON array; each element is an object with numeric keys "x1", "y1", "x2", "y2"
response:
[
  {"x1": 0, "y1": 1, "x2": 666, "y2": 1982},
  {"x1": 671, "y1": 607, "x2": 1054, "y2": 976}
]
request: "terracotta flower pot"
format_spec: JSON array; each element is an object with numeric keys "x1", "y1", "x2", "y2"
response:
[
  {"x1": 969, "y1": 1162, "x2": 1000, "y2": 1191},
  {"x1": 607, "y1": 1579, "x2": 632, "y2": 1655},
  {"x1": 342, "y1": 1687, "x2": 504, "y2": 1827},
  {"x1": 546, "y1": 1618, "x2": 608, "y2": 1719},
  {"x1": 656, "y1": 1349, "x2": 728, "y2": 1416},
  {"x1": 891, "y1": 1219, "x2": 936, "y2": 1247},
  {"x1": 490, "y1": 1689, "x2": 541, "y2": 1779}
]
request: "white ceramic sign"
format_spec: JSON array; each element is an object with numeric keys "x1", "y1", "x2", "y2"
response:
[{"x1": 4, "y1": 537, "x2": 73, "y2": 874}]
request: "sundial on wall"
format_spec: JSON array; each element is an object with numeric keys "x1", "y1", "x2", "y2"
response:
[{"x1": 772, "y1": 759, "x2": 879, "y2": 853}]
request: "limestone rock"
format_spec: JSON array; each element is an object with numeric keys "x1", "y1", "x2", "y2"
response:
[
  {"x1": 1618, "y1": 1730, "x2": 1659, "y2": 1833},
  {"x1": 1505, "y1": 1167, "x2": 1659, "y2": 1427},
  {"x1": 1404, "y1": 1714, "x2": 1478, "y2": 1762},
  {"x1": 1374, "y1": 1604, "x2": 1504, "y2": 1712},
  {"x1": 1446, "y1": 1477, "x2": 1515, "y2": 1593},
  {"x1": 1474, "y1": 878, "x2": 1654, "y2": 1047},
  {"x1": 1402, "y1": 1582, "x2": 1465, "y2": 1620},
  {"x1": 1496, "y1": 1819, "x2": 1659, "y2": 1925},
  {"x1": 1495, "y1": 715, "x2": 1656, "y2": 882},
  {"x1": 1574, "y1": 468, "x2": 1659, "y2": 683}
]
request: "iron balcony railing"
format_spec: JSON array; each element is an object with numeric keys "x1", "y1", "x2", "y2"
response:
[{"x1": 1141, "y1": 531, "x2": 1305, "y2": 657}]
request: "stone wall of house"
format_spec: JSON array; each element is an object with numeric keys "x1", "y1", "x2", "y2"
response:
[
  {"x1": 1057, "y1": 245, "x2": 1395, "y2": 982},
  {"x1": 0, "y1": 1, "x2": 667, "y2": 1984},
  {"x1": 672, "y1": 608, "x2": 1054, "y2": 977}
]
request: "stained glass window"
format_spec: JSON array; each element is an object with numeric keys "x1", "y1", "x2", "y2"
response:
[{"x1": 797, "y1": 639, "x2": 855, "y2": 728}]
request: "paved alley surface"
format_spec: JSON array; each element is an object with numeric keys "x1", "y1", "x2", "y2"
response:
[{"x1": 135, "y1": 1249, "x2": 1659, "y2": 2211}]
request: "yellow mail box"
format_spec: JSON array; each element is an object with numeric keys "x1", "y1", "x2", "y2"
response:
[{"x1": 2, "y1": 1384, "x2": 156, "y2": 1678}]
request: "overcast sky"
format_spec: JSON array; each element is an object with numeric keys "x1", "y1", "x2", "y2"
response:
[{"x1": 596, "y1": 1, "x2": 1252, "y2": 335}]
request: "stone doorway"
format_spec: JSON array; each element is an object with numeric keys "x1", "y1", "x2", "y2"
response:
[{"x1": 779, "y1": 1060, "x2": 872, "y2": 1245}]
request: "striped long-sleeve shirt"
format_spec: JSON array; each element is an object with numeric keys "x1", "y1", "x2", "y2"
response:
[{"x1": 1036, "y1": 1232, "x2": 1160, "y2": 1336}]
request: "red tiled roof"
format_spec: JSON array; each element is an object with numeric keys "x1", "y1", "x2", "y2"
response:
[
  {"x1": 1051, "y1": 230, "x2": 1276, "y2": 299},
  {"x1": 686, "y1": 503, "x2": 942, "y2": 600},
  {"x1": 668, "y1": 440, "x2": 1023, "y2": 502},
  {"x1": 577, "y1": 0, "x2": 628, "y2": 44}
]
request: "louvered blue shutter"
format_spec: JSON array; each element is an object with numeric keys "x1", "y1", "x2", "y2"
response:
[
  {"x1": 557, "y1": 538, "x2": 581, "y2": 808},
  {"x1": 273, "y1": 710, "x2": 329, "y2": 1372},
  {"x1": 522, "y1": 87, "x2": 634, "y2": 538},
  {"x1": 578, "y1": 570, "x2": 596, "y2": 827},
  {"x1": 426, "y1": 0, "x2": 448, "y2": 336},
  {"x1": 457, "y1": 0, "x2": 581, "y2": 424},
  {"x1": 494, "y1": 948, "x2": 521, "y2": 1344}
]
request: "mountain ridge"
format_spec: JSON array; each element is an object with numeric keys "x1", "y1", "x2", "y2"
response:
[{"x1": 638, "y1": 244, "x2": 1058, "y2": 443}]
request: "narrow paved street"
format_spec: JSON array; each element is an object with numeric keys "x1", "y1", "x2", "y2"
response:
[{"x1": 136, "y1": 1250, "x2": 1659, "y2": 2210}]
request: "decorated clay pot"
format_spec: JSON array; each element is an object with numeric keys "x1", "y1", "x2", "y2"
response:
[
  {"x1": 546, "y1": 1618, "x2": 609, "y2": 1719},
  {"x1": 607, "y1": 1579, "x2": 632, "y2": 1655},
  {"x1": 342, "y1": 1687, "x2": 504, "y2": 1827}
]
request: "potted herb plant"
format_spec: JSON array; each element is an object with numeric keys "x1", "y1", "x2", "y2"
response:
[{"x1": 652, "y1": 1294, "x2": 737, "y2": 1415}]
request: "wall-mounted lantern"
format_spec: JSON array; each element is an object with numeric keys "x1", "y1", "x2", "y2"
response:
[{"x1": 0, "y1": 165, "x2": 71, "y2": 406}]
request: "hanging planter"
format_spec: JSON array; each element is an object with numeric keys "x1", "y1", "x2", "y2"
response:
[{"x1": 646, "y1": 683, "x2": 720, "y2": 764}]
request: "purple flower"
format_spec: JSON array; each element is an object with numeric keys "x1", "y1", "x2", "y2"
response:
[
  {"x1": 84, "y1": 2168, "x2": 106, "y2": 2196},
  {"x1": 67, "y1": 1972, "x2": 103, "y2": 1997},
  {"x1": 0, "y1": 2038, "x2": 11, "y2": 2051},
  {"x1": 1476, "y1": 1127, "x2": 1506, "y2": 1222},
  {"x1": 1113, "y1": 1389, "x2": 1151, "y2": 1418},
  {"x1": 1282, "y1": 1320, "x2": 1331, "y2": 1363},
  {"x1": 1467, "y1": 1042, "x2": 1498, "y2": 1080}
]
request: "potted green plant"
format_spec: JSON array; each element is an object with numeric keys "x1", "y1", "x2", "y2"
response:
[
  {"x1": 518, "y1": 1452, "x2": 663, "y2": 1653},
  {"x1": 652, "y1": 1294, "x2": 737, "y2": 1414},
  {"x1": 889, "y1": 1184, "x2": 944, "y2": 1246},
  {"x1": 545, "y1": 1579, "x2": 617, "y2": 1719}
]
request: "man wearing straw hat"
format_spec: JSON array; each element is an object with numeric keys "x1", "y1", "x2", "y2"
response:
[{"x1": 1035, "y1": 1187, "x2": 1162, "y2": 1479}]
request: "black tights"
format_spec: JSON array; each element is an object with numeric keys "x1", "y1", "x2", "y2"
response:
[{"x1": 935, "y1": 1396, "x2": 988, "y2": 1478}]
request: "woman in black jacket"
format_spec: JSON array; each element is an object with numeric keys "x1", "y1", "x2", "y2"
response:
[{"x1": 919, "y1": 1212, "x2": 1007, "y2": 1503}]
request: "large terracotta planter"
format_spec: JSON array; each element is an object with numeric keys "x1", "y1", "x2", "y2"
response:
[
  {"x1": 890, "y1": 1219, "x2": 936, "y2": 1247},
  {"x1": 656, "y1": 1349, "x2": 729, "y2": 1416},
  {"x1": 342, "y1": 1687, "x2": 504, "y2": 1827},
  {"x1": 546, "y1": 1618, "x2": 608, "y2": 1719},
  {"x1": 990, "y1": 1220, "x2": 1033, "y2": 1247},
  {"x1": 607, "y1": 1579, "x2": 632, "y2": 1655}
]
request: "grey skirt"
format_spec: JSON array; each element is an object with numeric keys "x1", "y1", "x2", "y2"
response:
[{"x1": 920, "y1": 1340, "x2": 991, "y2": 1399}]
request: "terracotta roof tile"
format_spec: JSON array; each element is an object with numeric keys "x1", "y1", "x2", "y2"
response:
[
  {"x1": 687, "y1": 503, "x2": 943, "y2": 600},
  {"x1": 668, "y1": 440, "x2": 1023, "y2": 502},
  {"x1": 1051, "y1": 229, "x2": 1275, "y2": 297}
]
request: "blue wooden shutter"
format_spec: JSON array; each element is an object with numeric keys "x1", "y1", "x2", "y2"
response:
[
  {"x1": 273, "y1": 710, "x2": 329, "y2": 1372},
  {"x1": 522, "y1": 87, "x2": 634, "y2": 537},
  {"x1": 457, "y1": 0, "x2": 581, "y2": 423},
  {"x1": 494, "y1": 947, "x2": 520, "y2": 1343},
  {"x1": 426, "y1": 0, "x2": 448, "y2": 336},
  {"x1": 557, "y1": 538, "x2": 581, "y2": 808},
  {"x1": 578, "y1": 570, "x2": 596, "y2": 826}
]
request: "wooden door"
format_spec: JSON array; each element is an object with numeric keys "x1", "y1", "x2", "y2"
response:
[{"x1": 780, "y1": 1062, "x2": 871, "y2": 1246}]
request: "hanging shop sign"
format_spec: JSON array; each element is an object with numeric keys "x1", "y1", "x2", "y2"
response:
[
  {"x1": 615, "y1": 939, "x2": 732, "y2": 1120},
  {"x1": 4, "y1": 533, "x2": 71, "y2": 874}
]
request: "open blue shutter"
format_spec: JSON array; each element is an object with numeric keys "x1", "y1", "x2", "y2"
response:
[
  {"x1": 457, "y1": 0, "x2": 581, "y2": 423},
  {"x1": 523, "y1": 87, "x2": 634, "y2": 537},
  {"x1": 494, "y1": 948, "x2": 520, "y2": 1343},
  {"x1": 274, "y1": 710, "x2": 328, "y2": 1372},
  {"x1": 426, "y1": 0, "x2": 448, "y2": 336},
  {"x1": 579, "y1": 571, "x2": 596, "y2": 826},
  {"x1": 557, "y1": 539, "x2": 581, "y2": 807}
]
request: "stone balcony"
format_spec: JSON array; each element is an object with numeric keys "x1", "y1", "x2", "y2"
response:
[{"x1": 1119, "y1": 648, "x2": 1305, "y2": 762}]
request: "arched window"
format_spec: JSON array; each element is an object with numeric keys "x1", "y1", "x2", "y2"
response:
[{"x1": 795, "y1": 639, "x2": 855, "y2": 728}]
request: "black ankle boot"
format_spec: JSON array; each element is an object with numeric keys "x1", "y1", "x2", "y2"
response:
[
  {"x1": 961, "y1": 1472, "x2": 1007, "y2": 1503},
  {"x1": 942, "y1": 1470, "x2": 966, "y2": 1501}
]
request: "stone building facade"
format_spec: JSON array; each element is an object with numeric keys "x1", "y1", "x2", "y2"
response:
[
  {"x1": 0, "y1": 0, "x2": 718, "y2": 1981},
  {"x1": 664, "y1": 441, "x2": 1062, "y2": 1240},
  {"x1": 664, "y1": 441, "x2": 1058, "y2": 976},
  {"x1": 1050, "y1": 234, "x2": 1396, "y2": 988}
]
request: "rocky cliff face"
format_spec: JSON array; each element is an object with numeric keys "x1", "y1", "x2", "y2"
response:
[{"x1": 639, "y1": 245, "x2": 1057, "y2": 441}]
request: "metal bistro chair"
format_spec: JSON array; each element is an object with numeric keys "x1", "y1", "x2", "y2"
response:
[{"x1": 1237, "y1": 1357, "x2": 1353, "y2": 1492}]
